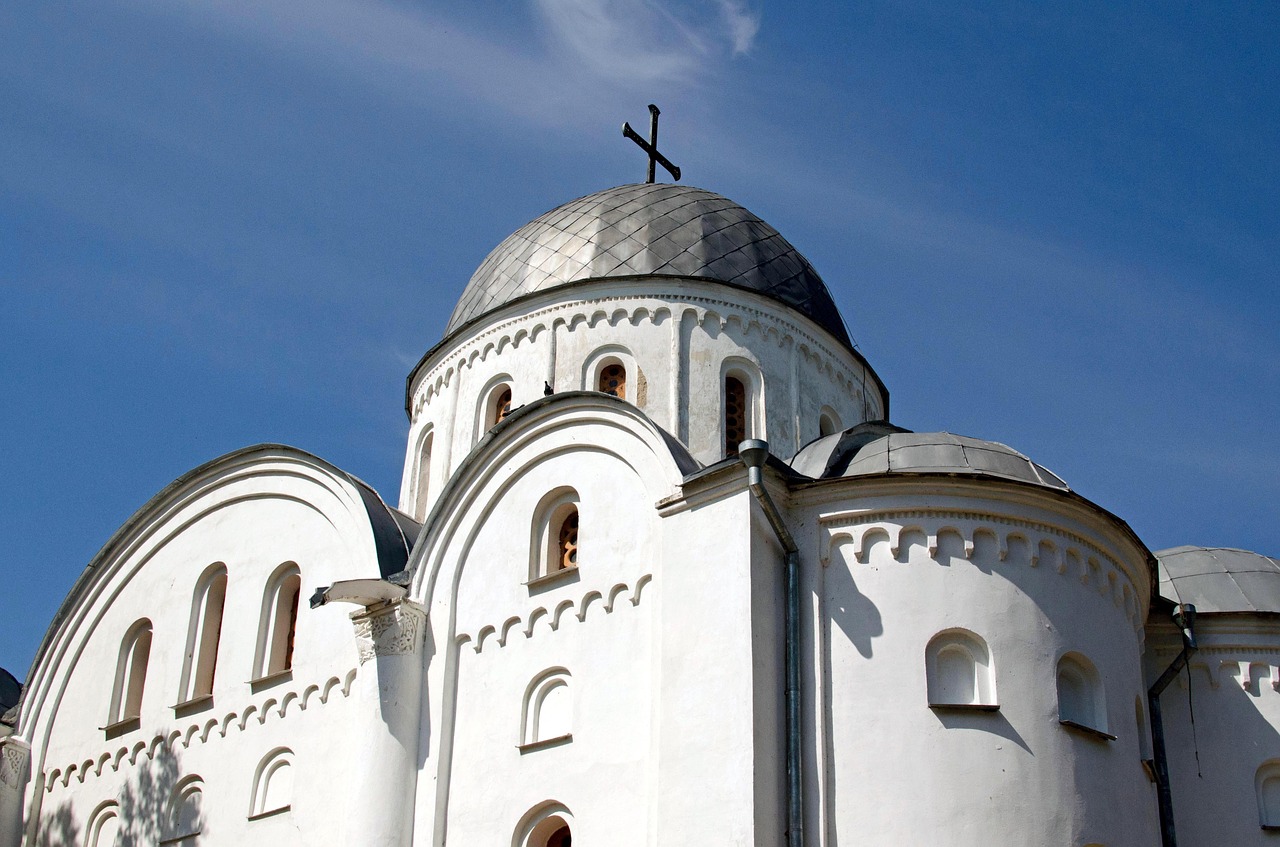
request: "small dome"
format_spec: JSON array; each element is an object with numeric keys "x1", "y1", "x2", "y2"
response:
[
  {"x1": 447, "y1": 183, "x2": 851, "y2": 344},
  {"x1": 1156, "y1": 546, "x2": 1280, "y2": 614},
  {"x1": 791, "y1": 423, "x2": 1069, "y2": 490}
]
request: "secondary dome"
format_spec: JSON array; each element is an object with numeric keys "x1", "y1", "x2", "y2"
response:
[
  {"x1": 446, "y1": 183, "x2": 851, "y2": 345},
  {"x1": 1156, "y1": 546, "x2": 1280, "y2": 614},
  {"x1": 791, "y1": 423, "x2": 1069, "y2": 491}
]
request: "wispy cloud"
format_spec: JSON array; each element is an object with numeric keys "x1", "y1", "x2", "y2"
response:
[{"x1": 716, "y1": 0, "x2": 761, "y2": 54}]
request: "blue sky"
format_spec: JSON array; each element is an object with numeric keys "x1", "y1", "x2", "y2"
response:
[{"x1": 2, "y1": 1, "x2": 1277, "y2": 679}]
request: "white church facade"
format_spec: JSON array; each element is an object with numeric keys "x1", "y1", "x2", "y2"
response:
[{"x1": 2, "y1": 181, "x2": 1278, "y2": 846}]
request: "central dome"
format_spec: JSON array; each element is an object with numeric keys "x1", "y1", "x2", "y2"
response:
[{"x1": 446, "y1": 183, "x2": 851, "y2": 345}]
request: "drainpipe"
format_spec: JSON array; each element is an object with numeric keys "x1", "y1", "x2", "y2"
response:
[
  {"x1": 1147, "y1": 603, "x2": 1197, "y2": 847},
  {"x1": 738, "y1": 440, "x2": 804, "y2": 847}
]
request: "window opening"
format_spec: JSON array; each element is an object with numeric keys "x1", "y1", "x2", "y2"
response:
[
  {"x1": 1057, "y1": 652, "x2": 1112, "y2": 738},
  {"x1": 180, "y1": 566, "x2": 227, "y2": 704},
  {"x1": 109, "y1": 620, "x2": 153, "y2": 727},
  {"x1": 557, "y1": 511, "x2": 579, "y2": 570},
  {"x1": 414, "y1": 431, "x2": 433, "y2": 522},
  {"x1": 495, "y1": 387, "x2": 513, "y2": 424},
  {"x1": 255, "y1": 566, "x2": 301, "y2": 681},
  {"x1": 250, "y1": 748, "x2": 294, "y2": 819},
  {"x1": 925, "y1": 629, "x2": 996, "y2": 709},
  {"x1": 599, "y1": 363, "x2": 626, "y2": 399},
  {"x1": 725, "y1": 376, "x2": 747, "y2": 456}
]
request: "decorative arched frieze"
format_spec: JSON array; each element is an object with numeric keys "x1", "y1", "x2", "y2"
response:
[
  {"x1": 819, "y1": 509, "x2": 1144, "y2": 630},
  {"x1": 407, "y1": 290, "x2": 877, "y2": 423},
  {"x1": 42, "y1": 669, "x2": 358, "y2": 791},
  {"x1": 458, "y1": 577, "x2": 652, "y2": 655}
]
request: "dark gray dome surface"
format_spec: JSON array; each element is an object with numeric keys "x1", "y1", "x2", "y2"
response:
[
  {"x1": 447, "y1": 183, "x2": 851, "y2": 345},
  {"x1": 791, "y1": 427, "x2": 1069, "y2": 491},
  {"x1": 1156, "y1": 546, "x2": 1280, "y2": 614}
]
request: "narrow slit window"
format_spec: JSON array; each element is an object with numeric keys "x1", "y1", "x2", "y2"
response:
[
  {"x1": 180, "y1": 565, "x2": 227, "y2": 704},
  {"x1": 724, "y1": 376, "x2": 747, "y2": 457},
  {"x1": 110, "y1": 620, "x2": 153, "y2": 726},
  {"x1": 414, "y1": 430, "x2": 433, "y2": 522},
  {"x1": 255, "y1": 566, "x2": 302, "y2": 680}
]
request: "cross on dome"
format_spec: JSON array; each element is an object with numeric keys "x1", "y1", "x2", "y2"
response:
[{"x1": 622, "y1": 104, "x2": 681, "y2": 184}]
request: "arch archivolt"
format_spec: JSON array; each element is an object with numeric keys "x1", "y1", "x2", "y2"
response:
[
  {"x1": 408, "y1": 289, "x2": 875, "y2": 421},
  {"x1": 820, "y1": 510, "x2": 1145, "y2": 631},
  {"x1": 40, "y1": 667, "x2": 358, "y2": 793}
]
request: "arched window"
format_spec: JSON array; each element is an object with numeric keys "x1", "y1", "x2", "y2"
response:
[
  {"x1": 514, "y1": 803, "x2": 575, "y2": 847},
  {"x1": 484, "y1": 383, "x2": 513, "y2": 429},
  {"x1": 521, "y1": 668, "x2": 572, "y2": 749},
  {"x1": 530, "y1": 489, "x2": 580, "y2": 582},
  {"x1": 1057, "y1": 652, "x2": 1110, "y2": 737},
  {"x1": 254, "y1": 565, "x2": 301, "y2": 682},
  {"x1": 86, "y1": 801, "x2": 121, "y2": 847},
  {"x1": 724, "y1": 375, "x2": 747, "y2": 456},
  {"x1": 819, "y1": 408, "x2": 841, "y2": 438},
  {"x1": 598, "y1": 362, "x2": 626, "y2": 399},
  {"x1": 414, "y1": 429, "x2": 433, "y2": 522},
  {"x1": 249, "y1": 748, "x2": 293, "y2": 819},
  {"x1": 179, "y1": 565, "x2": 227, "y2": 706},
  {"x1": 1257, "y1": 761, "x2": 1280, "y2": 829},
  {"x1": 109, "y1": 619, "x2": 153, "y2": 728},
  {"x1": 925, "y1": 629, "x2": 996, "y2": 709},
  {"x1": 165, "y1": 775, "x2": 204, "y2": 843}
]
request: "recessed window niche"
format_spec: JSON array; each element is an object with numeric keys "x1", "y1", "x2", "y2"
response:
[{"x1": 925, "y1": 629, "x2": 997, "y2": 710}]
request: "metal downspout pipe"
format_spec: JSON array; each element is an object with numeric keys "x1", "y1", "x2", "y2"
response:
[
  {"x1": 1148, "y1": 604, "x2": 1197, "y2": 847},
  {"x1": 738, "y1": 440, "x2": 804, "y2": 847}
]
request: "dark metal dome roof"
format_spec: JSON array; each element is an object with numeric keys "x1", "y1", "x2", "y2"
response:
[
  {"x1": 791, "y1": 424, "x2": 1069, "y2": 490},
  {"x1": 1156, "y1": 546, "x2": 1280, "y2": 614},
  {"x1": 446, "y1": 183, "x2": 851, "y2": 344}
]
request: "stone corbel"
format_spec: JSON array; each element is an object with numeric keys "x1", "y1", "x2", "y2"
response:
[
  {"x1": 351, "y1": 600, "x2": 427, "y2": 665},
  {"x1": 0, "y1": 737, "x2": 30, "y2": 792}
]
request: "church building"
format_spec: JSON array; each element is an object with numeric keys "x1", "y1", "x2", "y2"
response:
[{"x1": 2, "y1": 173, "x2": 1278, "y2": 846}]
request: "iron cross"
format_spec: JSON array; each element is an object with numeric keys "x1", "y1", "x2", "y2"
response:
[{"x1": 623, "y1": 104, "x2": 681, "y2": 183}]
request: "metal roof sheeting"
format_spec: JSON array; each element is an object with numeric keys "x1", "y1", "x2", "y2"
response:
[
  {"x1": 447, "y1": 183, "x2": 851, "y2": 345},
  {"x1": 1156, "y1": 546, "x2": 1280, "y2": 614},
  {"x1": 791, "y1": 427, "x2": 1069, "y2": 491}
]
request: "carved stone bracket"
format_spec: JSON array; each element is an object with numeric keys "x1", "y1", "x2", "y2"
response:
[
  {"x1": 0, "y1": 738, "x2": 30, "y2": 791},
  {"x1": 352, "y1": 600, "x2": 427, "y2": 665}
]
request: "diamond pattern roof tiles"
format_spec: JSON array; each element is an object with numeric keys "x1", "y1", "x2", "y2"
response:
[{"x1": 446, "y1": 183, "x2": 851, "y2": 344}]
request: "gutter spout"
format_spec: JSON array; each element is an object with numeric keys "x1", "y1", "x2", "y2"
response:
[
  {"x1": 1148, "y1": 603, "x2": 1197, "y2": 847},
  {"x1": 738, "y1": 439, "x2": 804, "y2": 847}
]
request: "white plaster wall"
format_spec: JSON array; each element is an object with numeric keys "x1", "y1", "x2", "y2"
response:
[
  {"x1": 1147, "y1": 617, "x2": 1280, "y2": 847},
  {"x1": 15, "y1": 451, "x2": 390, "y2": 847},
  {"x1": 796, "y1": 479, "x2": 1156, "y2": 847},
  {"x1": 400, "y1": 279, "x2": 886, "y2": 519},
  {"x1": 409, "y1": 398, "x2": 682, "y2": 846}
]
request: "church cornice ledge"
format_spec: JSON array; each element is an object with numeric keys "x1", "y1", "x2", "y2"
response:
[
  {"x1": 456, "y1": 575, "x2": 652, "y2": 655},
  {"x1": 40, "y1": 667, "x2": 358, "y2": 792},
  {"x1": 820, "y1": 508, "x2": 1145, "y2": 632},
  {"x1": 409, "y1": 288, "x2": 882, "y2": 420},
  {"x1": 1149, "y1": 653, "x2": 1280, "y2": 693}
]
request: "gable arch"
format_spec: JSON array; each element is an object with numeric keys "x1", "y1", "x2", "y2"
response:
[{"x1": 18, "y1": 445, "x2": 410, "y2": 794}]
